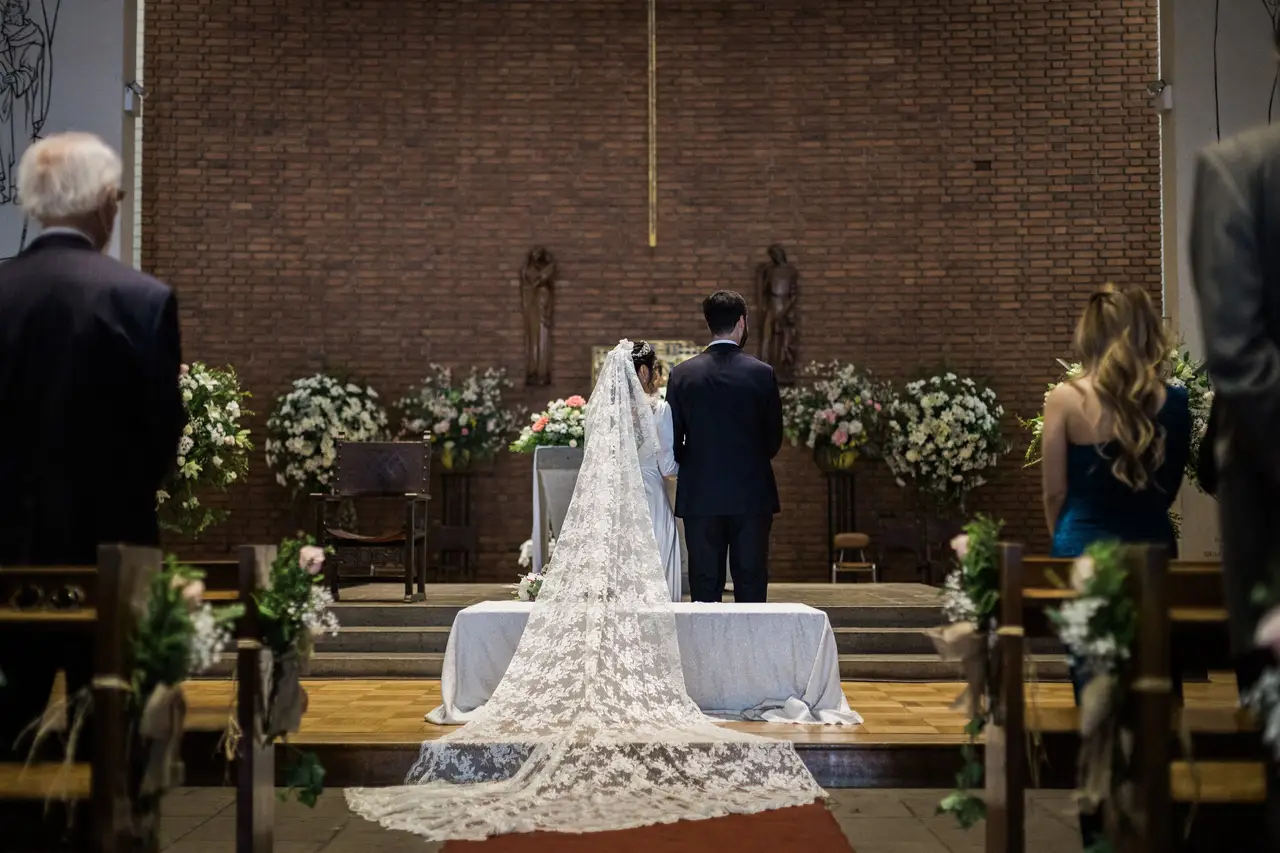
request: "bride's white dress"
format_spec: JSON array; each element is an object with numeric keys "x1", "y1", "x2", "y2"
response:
[
  {"x1": 645, "y1": 396, "x2": 681, "y2": 602},
  {"x1": 344, "y1": 341, "x2": 824, "y2": 840}
]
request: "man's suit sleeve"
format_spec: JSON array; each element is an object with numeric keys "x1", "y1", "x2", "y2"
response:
[
  {"x1": 1190, "y1": 146, "x2": 1280, "y2": 477},
  {"x1": 146, "y1": 290, "x2": 187, "y2": 488},
  {"x1": 668, "y1": 371, "x2": 686, "y2": 465},
  {"x1": 763, "y1": 366, "x2": 783, "y2": 459}
]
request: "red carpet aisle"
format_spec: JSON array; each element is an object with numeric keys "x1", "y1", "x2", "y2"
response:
[{"x1": 442, "y1": 803, "x2": 854, "y2": 852}]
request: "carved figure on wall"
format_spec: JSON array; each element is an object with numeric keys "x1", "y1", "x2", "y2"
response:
[
  {"x1": 520, "y1": 246, "x2": 556, "y2": 386},
  {"x1": 755, "y1": 243, "x2": 798, "y2": 384}
]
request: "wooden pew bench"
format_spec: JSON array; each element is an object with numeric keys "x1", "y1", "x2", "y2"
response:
[
  {"x1": 0, "y1": 546, "x2": 158, "y2": 852},
  {"x1": 986, "y1": 549, "x2": 1272, "y2": 853}
]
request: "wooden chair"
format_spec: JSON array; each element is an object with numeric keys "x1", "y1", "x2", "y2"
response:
[
  {"x1": 0, "y1": 545, "x2": 159, "y2": 852},
  {"x1": 830, "y1": 532, "x2": 878, "y2": 583},
  {"x1": 312, "y1": 440, "x2": 430, "y2": 602}
]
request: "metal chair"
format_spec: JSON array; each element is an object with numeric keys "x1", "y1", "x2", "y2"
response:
[{"x1": 830, "y1": 532, "x2": 878, "y2": 583}]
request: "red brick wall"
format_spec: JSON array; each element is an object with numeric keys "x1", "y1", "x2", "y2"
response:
[{"x1": 142, "y1": 0, "x2": 1161, "y2": 581}]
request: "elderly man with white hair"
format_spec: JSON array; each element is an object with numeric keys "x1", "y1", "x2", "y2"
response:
[{"x1": 0, "y1": 132, "x2": 185, "y2": 759}]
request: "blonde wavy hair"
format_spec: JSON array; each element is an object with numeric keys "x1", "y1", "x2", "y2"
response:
[{"x1": 1073, "y1": 284, "x2": 1172, "y2": 491}]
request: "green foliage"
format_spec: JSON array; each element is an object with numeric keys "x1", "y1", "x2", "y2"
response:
[{"x1": 280, "y1": 748, "x2": 326, "y2": 808}]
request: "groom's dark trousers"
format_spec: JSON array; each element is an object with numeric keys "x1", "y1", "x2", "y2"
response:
[{"x1": 667, "y1": 342, "x2": 783, "y2": 604}]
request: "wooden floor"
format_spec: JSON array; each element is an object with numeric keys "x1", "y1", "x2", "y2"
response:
[{"x1": 182, "y1": 675, "x2": 1245, "y2": 747}]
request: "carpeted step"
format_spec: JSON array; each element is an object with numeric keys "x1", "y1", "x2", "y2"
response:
[
  {"x1": 330, "y1": 603, "x2": 466, "y2": 628},
  {"x1": 315, "y1": 626, "x2": 452, "y2": 654}
]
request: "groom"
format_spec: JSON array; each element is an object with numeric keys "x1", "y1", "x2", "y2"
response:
[{"x1": 668, "y1": 290, "x2": 783, "y2": 603}]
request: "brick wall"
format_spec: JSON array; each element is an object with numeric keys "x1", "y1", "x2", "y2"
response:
[{"x1": 142, "y1": 0, "x2": 1161, "y2": 581}]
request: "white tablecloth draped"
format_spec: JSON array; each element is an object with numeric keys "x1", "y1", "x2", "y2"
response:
[{"x1": 426, "y1": 601, "x2": 861, "y2": 726}]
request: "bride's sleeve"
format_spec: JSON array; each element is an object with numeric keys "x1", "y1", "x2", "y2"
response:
[{"x1": 657, "y1": 401, "x2": 679, "y2": 477}]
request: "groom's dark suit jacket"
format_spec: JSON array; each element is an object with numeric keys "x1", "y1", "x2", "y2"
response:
[{"x1": 667, "y1": 343, "x2": 783, "y2": 518}]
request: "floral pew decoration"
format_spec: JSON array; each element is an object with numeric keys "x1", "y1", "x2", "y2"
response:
[
  {"x1": 158, "y1": 362, "x2": 252, "y2": 538},
  {"x1": 395, "y1": 364, "x2": 523, "y2": 470},
  {"x1": 1046, "y1": 542, "x2": 1139, "y2": 845},
  {"x1": 1242, "y1": 590, "x2": 1280, "y2": 764},
  {"x1": 510, "y1": 395, "x2": 587, "y2": 452},
  {"x1": 254, "y1": 536, "x2": 340, "y2": 806},
  {"x1": 933, "y1": 515, "x2": 1003, "y2": 828},
  {"x1": 512, "y1": 537, "x2": 556, "y2": 601}
]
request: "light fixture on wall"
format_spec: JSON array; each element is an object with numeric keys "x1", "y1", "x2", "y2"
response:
[
  {"x1": 1147, "y1": 79, "x2": 1173, "y2": 113},
  {"x1": 123, "y1": 81, "x2": 146, "y2": 118}
]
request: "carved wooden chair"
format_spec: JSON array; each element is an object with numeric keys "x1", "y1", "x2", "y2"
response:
[
  {"x1": 0, "y1": 544, "x2": 159, "y2": 852},
  {"x1": 312, "y1": 440, "x2": 430, "y2": 602}
]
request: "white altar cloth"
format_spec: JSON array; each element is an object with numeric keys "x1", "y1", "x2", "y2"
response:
[{"x1": 426, "y1": 601, "x2": 861, "y2": 726}]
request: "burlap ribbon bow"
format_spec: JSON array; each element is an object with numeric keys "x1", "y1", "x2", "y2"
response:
[
  {"x1": 138, "y1": 683, "x2": 187, "y2": 796},
  {"x1": 929, "y1": 622, "x2": 988, "y2": 717},
  {"x1": 267, "y1": 651, "x2": 309, "y2": 739}
]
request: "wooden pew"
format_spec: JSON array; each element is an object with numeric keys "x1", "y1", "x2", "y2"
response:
[
  {"x1": 186, "y1": 549, "x2": 276, "y2": 853},
  {"x1": 0, "y1": 545, "x2": 159, "y2": 852},
  {"x1": 992, "y1": 551, "x2": 1268, "y2": 852}
]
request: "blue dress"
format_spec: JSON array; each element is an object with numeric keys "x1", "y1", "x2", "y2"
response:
[{"x1": 1050, "y1": 385, "x2": 1191, "y2": 559}]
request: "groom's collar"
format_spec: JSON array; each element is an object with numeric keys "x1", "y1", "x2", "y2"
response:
[{"x1": 708, "y1": 339, "x2": 739, "y2": 348}]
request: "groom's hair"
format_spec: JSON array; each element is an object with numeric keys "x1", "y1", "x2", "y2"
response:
[{"x1": 703, "y1": 290, "x2": 747, "y2": 336}]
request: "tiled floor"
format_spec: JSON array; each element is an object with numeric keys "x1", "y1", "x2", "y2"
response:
[
  {"x1": 155, "y1": 787, "x2": 1083, "y2": 853},
  {"x1": 182, "y1": 676, "x2": 1242, "y2": 745}
]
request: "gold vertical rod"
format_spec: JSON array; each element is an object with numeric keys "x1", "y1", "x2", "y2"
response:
[{"x1": 647, "y1": 0, "x2": 657, "y2": 248}]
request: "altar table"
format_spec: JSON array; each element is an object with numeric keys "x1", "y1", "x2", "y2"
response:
[{"x1": 426, "y1": 601, "x2": 861, "y2": 726}]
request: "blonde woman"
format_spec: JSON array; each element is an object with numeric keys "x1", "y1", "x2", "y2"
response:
[
  {"x1": 1039, "y1": 284, "x2": 1191, "y2": 848},
  {"x1": 1041, "y1": 285, "x2": 1191, "y2": 556}
]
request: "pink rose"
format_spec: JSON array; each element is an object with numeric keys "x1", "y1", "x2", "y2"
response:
[
  {"x1": 823, "y1": 409, "x2": 837, "y2": 424},
  {"x1": 179, "y1": 364, "x2": 190, "y2": 376},
  {"x1": 873, "y1": 402, "x2": 882, "y2": 412},
  {"x1": 565, "y1": 395, "x2": 587, "y2": 408},
  {"x1": 1256, "y1": 606, "x2": 1280, "y2": 655},
  {"x1": 461, "y1": 428, "x2": 470, "y2": 436},
  {"x1": 531, "y1": 416, "x2": 549, "y2": 433},
  {"x1": 950, "y1": 534, "x2": 969, "y2": 560},
  {"x1": 299, "y1": 545, "x2": 326, "y2": 575},
  {"x1": 832, "y1": 429, "x2": 849, "y2": 447},
  {"x1": 180, "y1": 580, "x2": 205, "y2": 608}
]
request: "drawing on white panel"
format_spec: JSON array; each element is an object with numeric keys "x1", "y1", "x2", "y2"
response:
[{"x1": 0, "y1": 0, "x2": 58, "y2": 207}]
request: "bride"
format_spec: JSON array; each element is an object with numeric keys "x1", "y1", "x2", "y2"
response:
[
  {"x1": 345, "y1": 341, "x2": 825, "y2": 840},
  {"x1": 630, "y1": 340, "x2": 681, "y2": 601}
]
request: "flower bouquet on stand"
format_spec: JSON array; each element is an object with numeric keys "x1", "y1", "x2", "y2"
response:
[
  {"x1": 510, "y1": 395, "x2": 587, "y2": 452},
  {"x1": 884, "y1": 372, "x2": 1004, "y2": 576},
  {"x1": 265, "y1": 374, "x2": 389, "y2": 496},
  {"x1": 255, "y1": 536, "x2": 340, "y2": 806},
  {"x1": 158, "y1": 363, "x2": 252, "y2": 538},
  {"x1": 781, "y1": 360, "x2": 887, "y2": 471},
  {"x1": 396, "y1": 365, "x2": 523, "y2": 470}
]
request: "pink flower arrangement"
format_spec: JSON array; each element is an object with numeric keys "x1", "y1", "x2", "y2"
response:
[
  {"x1": 565, "y1": 395, "x2": 587, "y2": 408},
  {"x1": 531, "y1": 416, "x2": 549, "y2": 433},
  {"x1": 832, "y1": 428, "x2": 849, "y2": 447}
]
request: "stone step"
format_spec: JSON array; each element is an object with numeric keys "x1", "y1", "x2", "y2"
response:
[
  {"x1": 832, "y1": 627, "x2": 1063, "y2": 656},
  {"x1": 838, "y1": 654, "x2": 1071, "y2": 682},
  {"x1": 821, "y1": 605, "x2": 942, "y2": 629},
  {"x1": 315, "y1": 626, "x2": 452, "y2": 654},
  {"x1": 331, "y1": 604, "x2": 464, "y2": 628},
  {"x1": 307, "y1": 652, "x2": 445, "y2": 678}
]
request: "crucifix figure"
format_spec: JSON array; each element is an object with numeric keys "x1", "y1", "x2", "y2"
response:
[
  {"x1": 521, "y1": 247, "x2": 556, "y2": 386},
  {"x1": 755, "y1": 244, "x2": 799, "y2": 385}
]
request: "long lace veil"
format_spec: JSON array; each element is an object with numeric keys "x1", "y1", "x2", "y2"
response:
[{"x1": 345, "y1": 341, "x2": 824, "y2": 840}]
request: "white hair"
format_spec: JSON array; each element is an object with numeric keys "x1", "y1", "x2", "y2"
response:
[{"x1": 17, "y1": 132, "x2": 123, "y2": 222}]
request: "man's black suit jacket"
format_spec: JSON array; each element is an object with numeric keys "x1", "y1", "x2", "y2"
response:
[
  {"x1": 667, "y1": 343, "x2": 783, "y2": 518},
  {"x1": 0, "y1": 232, "x2": 186, "y2": 565}
]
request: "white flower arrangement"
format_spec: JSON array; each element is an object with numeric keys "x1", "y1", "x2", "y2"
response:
[
  {"x1": 158, "y1": 363, "x2": 253, "y2": 538},
  {"x1": 510, "y1": 396, "x2": 587, "y2": 453},
  {"x1": 265, "y1": 374, "x2": 389, "y2": 495},
  {"x1": 1242, "y1": 601, "x2": 1280, "y2": 760},
  {"x1": 396, "y1": 365, "x2": 523, "y2": 469},
  {"x1": 884, "y1": 372, "x2": 1004, "y2": 507},
  {"x1": 513, "y1": 537, "x2": 555, "y2": 600},
  {"x1": 188, "y1": 601, "x2": 236, "y2": 673},
  {"x1": 781, "y1": 361, "x2": 886, "y2": 455}
]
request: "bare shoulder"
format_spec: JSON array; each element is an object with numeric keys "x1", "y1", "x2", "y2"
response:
[{"x1": 1046, "y1": 378, "x2": 1089, "y2": 412}]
